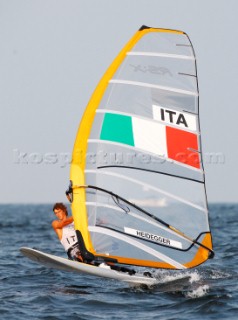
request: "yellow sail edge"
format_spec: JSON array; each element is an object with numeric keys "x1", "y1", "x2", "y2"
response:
[
  {"x1": 70, "y1": 27, "x2": 186, "y2": 257},
  {"x1": 184, "y1": 233, "x2": 213, "y2": 268}
]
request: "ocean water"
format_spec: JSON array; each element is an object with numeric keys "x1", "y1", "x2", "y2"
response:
[{"x1": 0, "y1": 204, "x2": 237, "y2": 320}]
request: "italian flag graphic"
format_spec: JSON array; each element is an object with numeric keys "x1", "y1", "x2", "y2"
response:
[{"x1": 100, "y1": 113, "x2": 200, "y2": 169}]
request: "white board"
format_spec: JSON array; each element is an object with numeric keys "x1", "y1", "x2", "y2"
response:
[{"x1": 20, "y1": 247, "x2": 158, "y2": 285}]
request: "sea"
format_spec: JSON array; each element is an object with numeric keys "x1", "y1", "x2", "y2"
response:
[{"x1": 0, "y1": 203, "x2": 237, "y2": 320}]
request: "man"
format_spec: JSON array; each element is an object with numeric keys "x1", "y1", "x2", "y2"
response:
[
  {"x1": 52, "y1": 203, "x2": 83, "y2": 262},
  {"x1": 52, "y1": 202, "x2": 137, "y2": 276}
]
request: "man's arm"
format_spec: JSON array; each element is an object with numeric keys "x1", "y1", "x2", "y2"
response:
[{"x1": 52, "y1": 216, "x2": 74, "y2": 231}]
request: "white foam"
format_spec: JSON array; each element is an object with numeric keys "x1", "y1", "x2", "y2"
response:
[
  {"x1": 210, "y1": 270, "x2": 231, "y2": 279},
  {"x1": 155, "y1": 270, "x2": 200, "y2": 284},
  {"x1": 188, "y1": 270, "x2": 201, "y2": 283},
  {"x1": 186, "y1": 285, "x2": 209, "y2": 298}
]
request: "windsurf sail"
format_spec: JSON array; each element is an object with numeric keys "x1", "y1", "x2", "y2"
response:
[{"x1": 68, "y1": 26, "x2": 214, "y2": 269}]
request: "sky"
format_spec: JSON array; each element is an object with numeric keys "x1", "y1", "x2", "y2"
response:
[{"x1": 1, "y1": 0, "x2": 237, "y2": 203}]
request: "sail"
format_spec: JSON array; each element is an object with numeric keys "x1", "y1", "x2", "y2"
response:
[{"x1": 69, "y1": 26, "x2": 214, "y2": 269}]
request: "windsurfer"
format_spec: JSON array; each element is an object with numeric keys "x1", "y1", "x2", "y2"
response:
[
  {"x1": 52, "y1": 202, "x2": 138, "y2": 276},
  {"x1": 52, "y1": 203, "x2": 84, "y2": 262}
]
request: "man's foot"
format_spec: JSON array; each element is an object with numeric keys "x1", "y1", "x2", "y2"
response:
[{"x1": 99, "y1": 263, "x2": 111, "y2": 269}]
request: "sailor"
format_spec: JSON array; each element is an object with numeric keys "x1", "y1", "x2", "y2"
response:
[
  {"x1": 52, "y1": 202, "x2": 84, "y2": 262},
  {"x1": 52, "y1": 202, "x2": 141, "y2": 277}
]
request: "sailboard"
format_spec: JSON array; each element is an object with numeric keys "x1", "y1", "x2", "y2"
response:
[
  {"x1": 66, "y1": 25, "x2": 214, "y2": 271},
  {"x1": 20, "y1": 247, "x2": 157, "y2": 285}
]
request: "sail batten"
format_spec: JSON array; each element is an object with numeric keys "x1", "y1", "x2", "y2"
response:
[
  {"x1": 70, "y1": 26, "x2": 213, "y2": 269},
  {"x1": 109, "y1": 79, "x2": 198, "y2": 96},
  {"x1": 127, "y1": 51, "x2": 195, "y2": 60}
]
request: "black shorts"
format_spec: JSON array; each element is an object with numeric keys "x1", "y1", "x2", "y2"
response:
[{"x1": 67, "y1": 243, "x2": 83, "y2": 262}]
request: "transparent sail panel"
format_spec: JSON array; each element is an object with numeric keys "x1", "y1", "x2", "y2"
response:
[
  {"x1": 132, "y1": 32, "x2": 194, "y2": 56},
  {"x1": 99, "y1": 79, "x2": 198, "y2": 114},
  {"x1": 113, "y1": 55, "x2": 197, "y2": 93},
  {"x1": 85, "y1": 187, "x2": 207, "y2": 267},
  {"x1": 85, "y1": 169, "x2": 208, "y2": 241}
]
